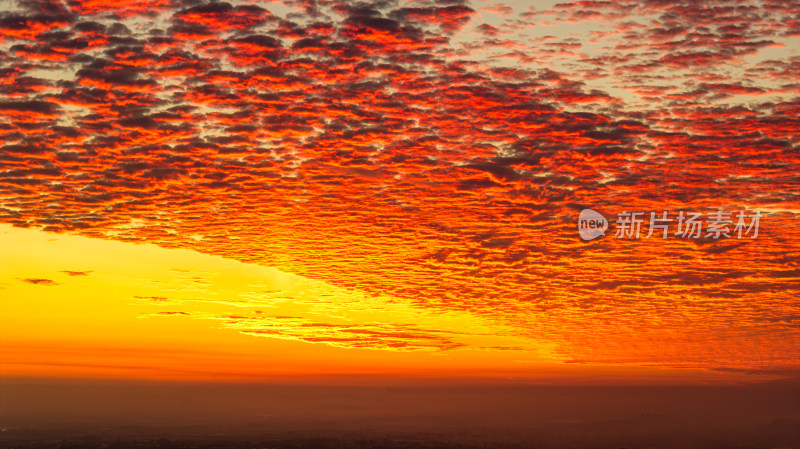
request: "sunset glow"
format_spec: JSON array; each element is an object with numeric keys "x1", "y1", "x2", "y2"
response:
[{"x1": 2, "y1": 0, "x2": 799, "y2": 388}]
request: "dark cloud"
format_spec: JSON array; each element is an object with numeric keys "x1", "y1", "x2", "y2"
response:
[
  {"x1": 21, "y1": 278, "x2": 61, "y2": 286},
  {"x1": 61, "y1": 270, "x2": 93, "y2": 276}
]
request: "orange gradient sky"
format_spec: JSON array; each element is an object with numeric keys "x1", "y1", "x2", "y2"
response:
[
  {"x1": 2, "y1": 223, "x2": 792, "y2": 385},
  {"x1": 1, "y1": 0, "x2": 799, "y2": 385}
]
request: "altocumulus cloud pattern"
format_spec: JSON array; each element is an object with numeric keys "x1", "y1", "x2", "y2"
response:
[{"x1": 1, "y1": 0, "x2": 799, "y2": 373}]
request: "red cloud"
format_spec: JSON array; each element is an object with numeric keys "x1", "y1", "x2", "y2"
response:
[
  {"x1": 69, "y1": 0, "x2": 173, "y2": 18},
  {"x1": 393, "y1": 5, "x2": 475, "y2": 33},
  {"x1": 173, "y1": 3, "x2": 272, "y2": 31}
]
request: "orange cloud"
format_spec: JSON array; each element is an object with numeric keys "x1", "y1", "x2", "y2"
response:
[{"x1": 0, "y1": 0, "x2": 798, "y2": 381}]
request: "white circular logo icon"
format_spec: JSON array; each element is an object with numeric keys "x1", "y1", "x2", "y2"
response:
[{"x1": 578, "y1": 209, "x2": 608, "y2": 241}]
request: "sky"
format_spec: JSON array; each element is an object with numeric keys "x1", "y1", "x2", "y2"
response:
[{"x1": 0, "y1": 0, "x2": 799, "y2": 385}]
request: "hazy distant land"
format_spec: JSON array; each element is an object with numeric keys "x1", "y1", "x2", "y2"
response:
[{"x1": 1, "y1": 378, "x2": 798, "y2": 449}]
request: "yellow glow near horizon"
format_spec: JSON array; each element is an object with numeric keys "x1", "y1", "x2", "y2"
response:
[
  {"x1": 0, "y1": 224, "x2": 550, "y2": 381},
  {"x1": 0, "y1": 224, "x2": 783, "y2": 385}
]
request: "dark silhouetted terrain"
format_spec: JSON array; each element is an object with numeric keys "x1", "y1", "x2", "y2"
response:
[{"x1": 1, "y1": 378, "x2": 799, "y2": 449}]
